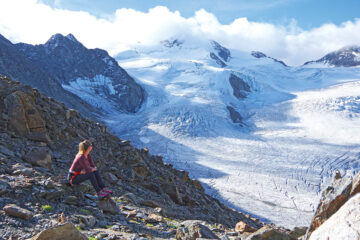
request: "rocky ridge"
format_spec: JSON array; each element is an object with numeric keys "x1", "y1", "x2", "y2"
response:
[{"x1": 0, "y1": 75, "x2": 310, "y2": 240}]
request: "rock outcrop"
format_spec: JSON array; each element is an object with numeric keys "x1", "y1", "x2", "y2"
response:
[
  {"x1": 304, "y1": 46, "x2": 360, "y2": 67},
  {"x1": 306, "y1": 171, "x2": 360, "y2": 239},
  {"x1": 229, "y1": 73, "x2": 251, "y2": 99}
]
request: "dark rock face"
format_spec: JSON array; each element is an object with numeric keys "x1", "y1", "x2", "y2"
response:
[
  {"x1": 304, "y1": 46, "x2": 360, "y2": 67},
  {"x1": 210, "y1": 52, "x2": 227, "y2": 67},
  {"x1": 15, "y1": 33, "x2": 145, "y2": 113},
  {"x1": 227, "y1": 106, "x2": 243, "y2": 124},
  {"x1": 0, "y1": 34, "x2": 94, "y2": 118},
  {"x1": 251, "y1": 51, "x2": 287, "y2": 66},
  {"x1": 210, "y1": 41, "x2": 231, "y2": 62},
  {"x1": 162, "y1": 39, "x2": 183, "y2": 48},
  {"x1": 229, "y1": 73, "x2": 251, "y2": 99}
]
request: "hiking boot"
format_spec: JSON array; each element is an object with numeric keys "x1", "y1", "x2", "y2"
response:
[
  {"x1": 102, "y1": 187, "x2": 113, "y2": 194},
  {"x1": 97, "y1": 190, "x2": 110, "y2": 200}
]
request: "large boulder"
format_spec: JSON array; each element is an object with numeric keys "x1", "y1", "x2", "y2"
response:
[
  {"x1": 98, "y1": 198, "x2": 119, "y2": 214},
  {"x1": 176, "y1": 221, "x2": 220, "y2": 240},
  {"x1": 309, "y1": 193, "x2": 360, "y2": 240},
  {"x1": 245, "y1": 226, "x2": 292, "y2": 240},
  {"x1": 0, "y1": 179, "x2": 10, "y2": 195},
  {"x1": 25, "y1": 148, "x2": 52, "y2": 168},
  {"x1": 30, "y1": 222, "x2": 87, "y2": 240},
  {"x1": 3, "y1": 204, "x2": 34, "y2": 220},
  {"x1": 4, "y1": 91, "x2": 48, "y2": 138}
]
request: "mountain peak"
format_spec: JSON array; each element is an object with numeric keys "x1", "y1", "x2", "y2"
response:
[
  {"x1": 304, "y1": 45, "x2": 360, "y2": 67},
  {"x1": 65, "y1": 33, "x2": 78, "y2": 42},
  {"x1": 44, "y1": 33, "x2": 81, "y2": 49}
]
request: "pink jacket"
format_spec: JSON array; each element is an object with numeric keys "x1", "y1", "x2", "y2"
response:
[{"x1": 69, "y1": 153, "x2": 95, "y2": 173}]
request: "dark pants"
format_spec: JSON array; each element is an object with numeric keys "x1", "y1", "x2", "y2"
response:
[{"x1": 72, "y1": 170, "x2": 105, "y2": 192}]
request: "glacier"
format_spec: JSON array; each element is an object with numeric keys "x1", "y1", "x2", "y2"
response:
[{"x1": 103, "y1": 41, "x2": 360, "y2": 228}]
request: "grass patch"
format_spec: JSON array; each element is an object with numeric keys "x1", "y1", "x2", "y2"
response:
[
  {"x1": 105, "y1": 225, "x2": 113, "y2": 229},
  {"x1": 146, "y1": 223, "x2": 155, "y2": 227},
  {"x1": 88, "y1": 237, "x2": 97, "y2": 240},
  {"x1": 41, "y1": 205, "x2": 53, "y2": 212},
  {"x1": 76, "y1": 226, "x2": 83, "y2": 231}
]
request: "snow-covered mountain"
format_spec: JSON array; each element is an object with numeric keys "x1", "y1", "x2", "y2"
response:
[
  {"x1": 15, "y1": 33, "x2": 145, "y2": 114},
  {"x1": 105, "y1": 39, "x2": 360, "y2": 228},
  {"x1": 304, "y1": 46, "x2": 360, "y2": 67}
]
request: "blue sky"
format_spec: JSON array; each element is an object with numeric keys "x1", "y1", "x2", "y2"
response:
[{"x1": 40, "y1": 0, "x2": 360, "y2": 29}]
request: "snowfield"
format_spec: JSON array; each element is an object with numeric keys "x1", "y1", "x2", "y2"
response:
[{"x1": 104, "y1": 41, "x2": 360, "y2": 228}]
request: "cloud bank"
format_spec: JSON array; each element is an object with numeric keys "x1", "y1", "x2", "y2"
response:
[{"x1": 0, "y1": 0, "x2": 360, "y2": 65}]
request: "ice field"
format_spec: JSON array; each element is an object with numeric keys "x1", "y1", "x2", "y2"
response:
[{"x1": 103, "y1": 41, "x2": 360, "y2": 228}]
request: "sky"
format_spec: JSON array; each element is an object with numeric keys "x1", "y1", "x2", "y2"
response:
[{"x1": 0, "y1": 0, "x2": 359, "y2": 65}]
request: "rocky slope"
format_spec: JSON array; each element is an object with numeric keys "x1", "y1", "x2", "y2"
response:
[
  {"x1": 304, "y1": 46, "x2": 360, "y2": 67},
  {"x1": 0, "y1": 75, "x2": 293, "y2": 240},
  {"x1": 16, "y1": 33, "x2": 145, "y2": 114}
]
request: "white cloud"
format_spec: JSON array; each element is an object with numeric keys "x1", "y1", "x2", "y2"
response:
[{"x1": 0, "y1": 0, "x2": 360, "y2": 65}]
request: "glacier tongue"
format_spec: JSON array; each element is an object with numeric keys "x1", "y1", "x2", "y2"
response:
[{"x1": 106, "y1": 42, "x2": 360, "y2": 228}]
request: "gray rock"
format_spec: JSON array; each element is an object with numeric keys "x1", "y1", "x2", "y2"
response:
[
  {"x1": 0, "y1": 179, "x2": 10, "y2": 195},
  {"x1": 25, "y1": 149, "x2": 52, "y2": 168},
  {"x1": 245, "y1": 226, "x2": 291, "y2": 240},
  {"x1": 176, "y1": 221, "x2": 220, "y2": 240},
  {"x1": 3, "y1": 204, "x2": 33, "y2": 220},
  {"x1": 0, "y1": 145, "x2": 14, "y2": 157},
  {"x1": 227, "y1": 106, "x2": 242, "y2": 124},
  {"x1": 98, "y1": 198, "x2": 119, "y2": 214},
  {"x1": 64, "y1": 195, "x2": 78, "y2": 205}
]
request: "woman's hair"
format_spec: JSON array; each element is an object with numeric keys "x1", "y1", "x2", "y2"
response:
[{"x1": 78, "y1": 140, "x2": 92, "y2": 155}]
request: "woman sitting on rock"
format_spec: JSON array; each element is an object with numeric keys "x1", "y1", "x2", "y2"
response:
[{"x1": 68, "y1": 140, "x2": 112, "y2": 199}]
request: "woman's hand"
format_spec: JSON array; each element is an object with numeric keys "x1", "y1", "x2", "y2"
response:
[
  {"x1": 80, "y1": 169, "x2": 86, "y2": 174},
  {"x1": 91, "y1": 167, "x2": 96, "y2": 172}
]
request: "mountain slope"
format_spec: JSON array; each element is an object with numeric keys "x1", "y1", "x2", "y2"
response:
[
  {"x1": 15, "y1": 33, "x2": 145, "y2": 114},
  {"x1": 0, "y1": 34, "x2": 94, "y2": 117}
]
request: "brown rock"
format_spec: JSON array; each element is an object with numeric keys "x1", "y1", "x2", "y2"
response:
[
  {"x1": 192, "y1": 180, "x2": 204, "y2": 192},
  {"x1": 235, "y1": 221, "x2": 257, "y2": 233},
  {"x1": 25, "y1": 149, "x2": 52, "y2": 168},
  {"x1": 308, "y1": 175, "x2": 352, "y2": 235},
  {"x1": 245, "y1": 226, "x2": 291, "y2": 240},
  {"x1": 30, "y1": 222, "x2": 87, "y2": 240},
  {"x1": 146, "y1": 213, "x2": 164, "y2": 223},
  {"x1": 98, "y1": 198, "x2": 119, "y2": 214},
  {"x1": 3, "y1": 204, "x2": 33, "y2": 220}
]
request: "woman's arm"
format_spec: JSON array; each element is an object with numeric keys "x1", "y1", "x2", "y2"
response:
[
  {"x1": 78, "y1": 155, "x2": 92, "y2": 173},
  {"x1": 88, "y1": 154, "x2": 96, "y2": 169}
]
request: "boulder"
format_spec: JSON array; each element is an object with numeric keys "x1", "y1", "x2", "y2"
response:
[
  {"x1": 98, "y1": 198, "x2": 119, "y2": 214},
  {"x1": 245, "y1": 226, "x2": 291, "y2": 240},
  {"x1": 0, "y1": 145, "x2": 15, "y2": 157},
  {"x1": 30, "y1": 222, "x2": 87, "y2": 240},
  {"x1": 64, "y1": 195, "x2": 78, "y2": 205},
  {"x1": 309, "y1": 193, "x2": 360, "y2": 240},
  {"x1": 176, "y1": 221, "x2": 220, "y2": 240},
  {"x1": 25, "y1": 149, "x2": 52, "y2": 168},
  {"x1": 3, "y1": 204, "x2": 33, "y2": 220},
  {"x1": 145, "y1": 213, "x2": 164, "y2": 223},
  {"x1": 75, "y1": 214, "x2": 97, "y2": 228},
  {"x1": 140, "y1": 199, "x2": 161, "y2": 208},
  {"x1": 0, "y1": 179, "x2": 10, "y2": 195},
  {"x1": 27, "y1": 132, "x2": 50, "y2": 143}
]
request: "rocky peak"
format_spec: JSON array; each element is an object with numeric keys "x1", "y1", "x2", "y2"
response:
[
  {"x1": 44, "y1": 33, "x2": 83, "y2": 51},
  {"x1": 251, "y1": 51, "x2": 287, "y2": 66},
  {"x1": 161, "y1": 39, "x2": 183, "y2": 48},
  {"x1": 210, "y1": 40, "x2": 231, "y2": 62},
  {"x1": 304, "y1": 45, "x2": 360, "y2": 67}
]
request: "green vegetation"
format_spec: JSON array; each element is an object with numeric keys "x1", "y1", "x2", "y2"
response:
[
  {"x1": 146, "y1": 223, "x2": 155, "y2": 227},
  {"x1": 41, "y1": 205, "x2": 53, "y2": 212},
  {"x1": 105, "y1": 225, "x2": 113, "y2": 229},
  {"x1": 88, "y1": 237, "x2": 97, "y2": 240},
  {"x1": 129, "y1": 220, "x2": 140, "y2": 224},
  {"x1": 76, "y1": 226, "x2": 83, "y2": 231}
]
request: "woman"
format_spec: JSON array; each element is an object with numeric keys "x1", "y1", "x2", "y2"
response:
[{"x1": 68, "y1": 140, "x2": 112, "y2": 199}]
